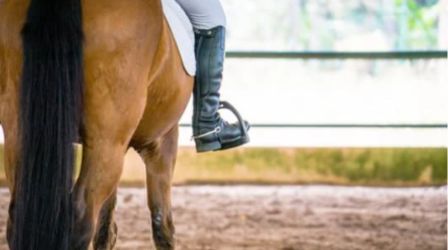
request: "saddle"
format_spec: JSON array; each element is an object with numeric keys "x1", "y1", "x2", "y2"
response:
[{"x1": 162, "y1": 0, "x2": 196, "y2": 76}]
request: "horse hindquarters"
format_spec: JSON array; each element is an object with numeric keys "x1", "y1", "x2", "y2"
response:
[{"x1": 70, "y1": 1, "x2": 164, "y2": 248}]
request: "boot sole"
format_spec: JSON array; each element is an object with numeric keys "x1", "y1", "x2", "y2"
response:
[
  {"x1": 195, "y1": 140, "x2": 222, "y2": 153},
  {"x1": 218, "y1": 135, "x2": 250, "y2": 151},
  {"x1": 195, "y1": 135, "x2": 250, "y2": 153}
]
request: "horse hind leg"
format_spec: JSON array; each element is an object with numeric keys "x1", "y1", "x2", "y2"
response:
[
  {"x1": 2, "y1": 122, "x2": 19, "y2": 247},
  {"x1": 3, "y1": 125, "x2": 18, "y2": 247},
  {"x1": 93, "y1": 190, "x2": 118, "y2": 250},
  {"x1": 71, "y1": 75, "x2": 148, "y2": 249},
  {"x1": 71, "y1": 139, "x2": 128, "y2": 250},
  {"x1": 134, "y1": 126, "x2": 179, "y2": 250},
  {"x1": 0, "y1": 87, "x2": 20, "y2": 247}
]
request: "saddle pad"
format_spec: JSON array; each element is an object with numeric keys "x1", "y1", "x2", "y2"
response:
[{"x1": 162, "y1": 0, "x2": 196, "y2": 76}]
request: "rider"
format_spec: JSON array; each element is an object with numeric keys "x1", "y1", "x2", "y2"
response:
[{"x1": 175, "y1": 0, "x2": 250, "y2": 153}]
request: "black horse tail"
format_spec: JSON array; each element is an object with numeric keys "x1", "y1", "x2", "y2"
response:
[{"x1": 12, "y1": 0, "x2": 83, "y2": 249}]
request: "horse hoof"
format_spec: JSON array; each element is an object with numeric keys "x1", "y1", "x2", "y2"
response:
[{"x1": 152, "y1": 213, "x2": 175, "y2": 250}]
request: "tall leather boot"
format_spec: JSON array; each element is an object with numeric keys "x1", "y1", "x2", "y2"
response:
[{"x1": 192, "y1": 26, "x2": 249, "y2": 153}]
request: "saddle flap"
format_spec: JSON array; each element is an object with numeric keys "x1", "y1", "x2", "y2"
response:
[{"x1": 162, "y1": 0, "x2": 196, "y2": 76}]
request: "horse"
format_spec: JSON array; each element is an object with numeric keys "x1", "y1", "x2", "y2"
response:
[{"x1": 0, "y1": 0, "x2": 193, "y2": 249}]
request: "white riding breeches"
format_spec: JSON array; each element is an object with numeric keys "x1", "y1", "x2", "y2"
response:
[{"x1": 174, "y1": 0, "x2": 227, "y2": 30}]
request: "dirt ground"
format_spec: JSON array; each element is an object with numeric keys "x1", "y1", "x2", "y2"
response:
[{"x1": 0, "y1": 185, "x2": 446, "y2": 250}]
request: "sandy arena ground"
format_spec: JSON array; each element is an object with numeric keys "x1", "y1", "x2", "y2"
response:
[{"x1": 0, "y1": 186, "x2": 446, "y2": 250}]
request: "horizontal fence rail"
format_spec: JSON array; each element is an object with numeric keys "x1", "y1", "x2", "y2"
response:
[
  {"x1": 219, "y1": 50, "x2": 448, "y2": 131},
  {"x1": 179, "y1": 123, "x2": 448, "y2": 129},
  {"x1": 226, "y1": 50, "x2": 448, "y2": 60}
]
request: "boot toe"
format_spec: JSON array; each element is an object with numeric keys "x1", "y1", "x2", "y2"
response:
[{"x1": 218, "y1": 120, "x2": 250, "y2": 150}]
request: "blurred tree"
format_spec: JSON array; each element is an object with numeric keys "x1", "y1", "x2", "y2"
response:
[
  {"x1": 395, "y1": 0, "x2": 439, "y2": 49},
  {"x1": 223, "y1": 0, "x2": 441, "y2": 51}
]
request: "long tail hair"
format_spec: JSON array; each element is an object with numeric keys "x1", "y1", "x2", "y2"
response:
[{"x1": 12, "y1": 0, "x2": 83, "y2": 249}]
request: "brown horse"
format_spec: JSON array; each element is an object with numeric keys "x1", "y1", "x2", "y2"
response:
[{"x1": 0, "y1": 0, "x2": 192, "y2": 249}]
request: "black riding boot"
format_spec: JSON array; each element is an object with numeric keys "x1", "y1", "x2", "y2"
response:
[{"x1": 192, "y1": 26, "x2": 249, "y2": 153}]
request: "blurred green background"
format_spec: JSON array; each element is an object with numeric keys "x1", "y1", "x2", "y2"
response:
[
  {"x1": 0, "y1": 145, "x2": 446, "y2": 187},
  {"x1": 223, "y1": 0, "x2": 444, "y2": 51}
]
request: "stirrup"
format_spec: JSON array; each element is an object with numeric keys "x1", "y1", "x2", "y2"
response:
[
  {"x1": 219, "y1": 101, "x2": 249, "y2": 137},
  {"x1": 191, "y1": 101, "x2": 248, "y2": 141}
]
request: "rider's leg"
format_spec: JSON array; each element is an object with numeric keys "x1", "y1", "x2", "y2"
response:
[
  {"x1": 193, "y1": 26, "x2": 249, "y2": 152},
  {"x1": 175, "y1": 0, "x2": 227, "y2": 30},
  {"x1": 175, "y1": 0, "x2": 250, "y2": 153}
]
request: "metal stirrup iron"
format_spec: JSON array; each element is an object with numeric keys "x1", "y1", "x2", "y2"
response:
[
  {"x1": 191, "y1": 101, "x2": 248, "y2": 141},
  {"x1": 219, "y1": 101, "x2": 249, "y2": 136}
]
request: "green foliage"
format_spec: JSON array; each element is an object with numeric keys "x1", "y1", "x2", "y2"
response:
[
  {"x1": 394, "y1": 0, "x2": 439, "y2": 49},
  {"x1": 224, "y1": 0, "x2": 441, "y2": 51}
]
